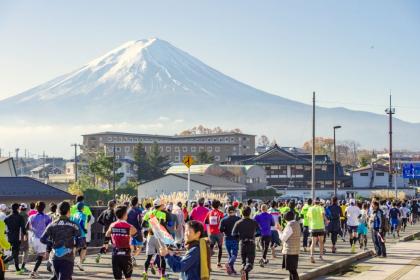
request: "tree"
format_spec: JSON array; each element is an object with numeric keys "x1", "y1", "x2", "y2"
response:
[
  {"x1": 303, "y1": 137, "x2": 334, "y2": 156},
  {"x1": 133, "y1": 143, "x2": 151, "y2": 182},
  {"x1": 148, "y1": 142, "x2": 167, "y2": 179},
  {"x1": 197, "y1": 151, "x2": 215, "y2": 164},
  {"x1": 179, "y1": 126, "x2": 243, "y2": 135},
  {"x1": 258, "y1": 135, "x2": 270, "y2": 147},
  {"x1": 89, "y1": 151, "x2": 123, "y2": 190}
]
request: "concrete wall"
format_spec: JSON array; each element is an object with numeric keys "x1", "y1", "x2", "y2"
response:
[
  {"x1": 353, "y1": 170, "x2": 408, "y2": 188},
  {"x1": 138, "y1": 175, "x2": 208, "y2": 198},
  {"x1": 0, "y1": 159, "x2": 16, "y2": 177}
]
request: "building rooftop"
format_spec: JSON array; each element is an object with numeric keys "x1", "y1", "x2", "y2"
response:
[
  {"x1": 0, "y1": 177, "x2": 74, "y2": 200},
  {"x1": 83, "y1": 131, "x2": 255, "y2": 137}
]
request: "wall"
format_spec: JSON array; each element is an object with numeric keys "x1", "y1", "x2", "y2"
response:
[
  {"x1": 0, "y1": 159, "x2": 16, "y2": 177},
  {"x1": 138, "y1": 175, "x2": 208, "y2": 198}
]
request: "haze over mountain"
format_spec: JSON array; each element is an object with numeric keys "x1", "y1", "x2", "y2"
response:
[{"x1": 1, "y1": 38, "x2": 419, "y2": 155}]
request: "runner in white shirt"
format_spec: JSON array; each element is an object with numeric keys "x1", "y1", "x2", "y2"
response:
[
  {"x1": 399, "y1": 203, "x2": 410, "y2": 232},
  {"x1": 346, "y1": 199, "x2": 361, "y2": 253}
]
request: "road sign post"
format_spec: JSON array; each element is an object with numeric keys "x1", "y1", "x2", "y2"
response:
[{"x1": 182, "y1": 155, "x2": 194, "y2": 209}]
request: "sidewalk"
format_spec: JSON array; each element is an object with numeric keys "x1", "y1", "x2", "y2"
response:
[{"x1": 317, "y1": 239, "x2": 420, "y2": 280}]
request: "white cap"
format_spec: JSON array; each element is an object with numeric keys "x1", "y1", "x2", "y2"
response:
[
  {"x1": 153, "y1": 199, "x2": 162, "y2": 207},
  {"x1": 0, "y1": 204, "x2": 7, "y2": 211},
  {"x1": 350, "y1": 199, "x2": 355, "y2": 205},
  {"x1": 20, "y1": 203, "x2": 28, "y2": 209}
]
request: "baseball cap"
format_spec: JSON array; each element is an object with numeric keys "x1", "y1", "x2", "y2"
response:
[
  {"x1": 232, "y1": 201, "x2": 239, "y2": 208},
  {"x1": 0, "y1": 204, "x2": 7, "y2": 211},
  {"x1": 153, "y1": 199, "x2": 162, "y2": 207},
  {"x1": 20, "y1": 203, "x2": 28, "y2": 210},
  {"x1": 76, "y1": 202, "x2": 84, "y2": 211}
]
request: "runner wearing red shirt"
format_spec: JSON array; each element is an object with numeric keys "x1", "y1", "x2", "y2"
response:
[
  {"x1": 205, "y1": 200, "x2": 225, "y2": 267},
  {"x1": 106, "y1": 205, "x2": 137, "y2": 280}
]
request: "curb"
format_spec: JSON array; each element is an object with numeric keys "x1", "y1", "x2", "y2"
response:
[
  {"x1": 286, "y1": 250, "x2": 374, "y2": 280},
  {"x1": 400, "y1": 231, "x2": 420, "y2": 242}
]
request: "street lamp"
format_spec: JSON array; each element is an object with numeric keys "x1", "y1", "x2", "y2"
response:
[{"x1": 333, "y1": 125, "x2": 342, "y2": 197}]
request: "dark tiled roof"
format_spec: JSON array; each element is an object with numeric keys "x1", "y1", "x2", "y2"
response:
[{"x1": 0, "y1": 177, "x2": 74, "y2": 199}]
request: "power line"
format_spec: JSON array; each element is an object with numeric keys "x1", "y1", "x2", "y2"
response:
[{"x1": 317, "y1": 99, "x2": 420, "y2": 110}]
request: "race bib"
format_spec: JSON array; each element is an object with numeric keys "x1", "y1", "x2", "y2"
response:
[{"x1": 209, "y1": 215, "x2": 218, "y2": 225}]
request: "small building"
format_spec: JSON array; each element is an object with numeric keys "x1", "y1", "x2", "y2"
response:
[
  {"x1": 352, "y1": 164, "x2": 408, "y2": 188},
  {"x1": 138, "y1": 173, "x2": 247, "y2": 200},
  {"x1": 166, "y1": 163, "x2": 266, "y2": 191},
  {"x1": 0, "y1": 157, "x2": 17, "y2": 177},
  {"x1": 0, "y1": 176, "x2": 74, "y2": 205},
  {"x1": 30, "y1": 164, "x2": 63, "y2": 180}
]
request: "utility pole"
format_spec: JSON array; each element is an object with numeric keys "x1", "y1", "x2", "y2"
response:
[
  {"x1": 385, "y1": 93, "x2": 396, "y2": 199},
  {"x1": 333, "y1": 126, "x2": 342, "y2": 197},
  {"x1": 71, "y1": 144, "x2": 80, "y2": 182},
  {"x1": 113, "y1": 144, "x2": 116, "y2": 200},
  {"x1": 42, "y1": 151, "x2": 46, "y2": 178},
  {"x1": 15, "y1": 148, "x2": 20, "y2": 175},
  {"x1": 312, "y1": 92, "x2": 316, "y2": 200}
]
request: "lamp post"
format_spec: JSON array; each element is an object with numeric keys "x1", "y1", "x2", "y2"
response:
[{"x1": 333, "y1": 125, "x2": 342, "y2": 197}]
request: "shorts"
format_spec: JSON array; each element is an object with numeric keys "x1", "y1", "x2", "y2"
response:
[
  {"x1": 357, "y1": 224, "x2": 368, "y2": 235},
  {"x1": 112, "y1": 255, "x2": 133, "y2": 279},
  {"x1": 271, "y1": 230, "x2": 280, "y2": 247},
  {"x1": 391, "y1": 218, "x2": 399, "y2": 228},
  {"x1": 310, "y1": 229, "x2": 325, "y2": 237},
  {"x1": 20, "y1": 239, "x2": 29, "y2": 251},
  {"x1": 348, "y1": 226, "x2": 358, "y2": 234},
  {"x1": 209, "y1": 233, "x2": 223, "y2": 248},
  {"x1": 30, "y1": 236, "x2": 47, "y2": 254},
  {"x1": 131, "y1": 236, "x2": 144, "y2": 246},
  {"x1": 78, "y1": 237, "x2": 87, "y2": 250}
]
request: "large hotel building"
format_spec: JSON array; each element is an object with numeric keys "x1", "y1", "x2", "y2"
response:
[{"x1": 82, "y1": 131, "x2": 256, "y2": 163}]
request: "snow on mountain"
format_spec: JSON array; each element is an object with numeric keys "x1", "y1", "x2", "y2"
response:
[{"x1": 0, "y1": 38, "x2": 419, "y2": 150}]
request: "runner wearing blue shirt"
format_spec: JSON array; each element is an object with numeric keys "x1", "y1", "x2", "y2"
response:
[
  {"x1": 254, "y1": 204, "x2": 274, "y2": 266},
  {"x1": 71, "y1": 202, "x2": 87, "y2": 271}
]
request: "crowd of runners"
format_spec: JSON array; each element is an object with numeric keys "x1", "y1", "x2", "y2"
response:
[{"x1": 0, "y1": 194, "x2": 419, "y2": 280}]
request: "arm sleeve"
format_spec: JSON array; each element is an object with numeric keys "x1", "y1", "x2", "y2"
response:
[
  {"x1": 219, "y1": 220, "x2": 225, "y2": 233},
  {"x1": 232, "y1": 221, "x2": 239, "y2": 237},
  {"x1": 166, "y1": 246, "x2": 199, "y2": 273}
]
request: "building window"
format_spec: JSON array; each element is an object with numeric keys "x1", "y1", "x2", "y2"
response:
[
  {"x1": 116, "y1": 147, "x2": 121, "y2": 152},
  {"x1": 219, "y1": 138, "x2": 223, "y2": 142},
  {"x1": 166, "y1": 146, "x2": 171, "y2": 152},
  {"x1": 225, "y1": 137, "x2": 229, "y2": 142},
  {"x1": 360, "y1": 172, "x2": 369, "y2": 177},
  {"x1": 215, "y1": 146, "x2": 220, "y2": 152},
  {"x1": 129, "y1": 138, "x2": 133, "y2": 142},
  {"x1": 108, "y1": 137, "x2": 112, "y2": 142},
  {"x1": 376, "y1": 172, "x2": 385, "y2": 176},
  {"x1": 230, "y1": 137, "x2": 234, "y2": 142},
  {"x1": 191, "y1": 147, "x2": 197, "y2": 152},
  {"x1": 213, "y1": 138, "x2": 217, "y2": 142},
  {"x1": 125, "y1": 146, "x2": 130, "y2": 152},
  {"x1": 207, "y1": 138, "x2": 211, "y2": 141},
  {"x1": 175, "y1": 146, "x2": 180, "y2": 152},
  {"x1": 182, "y1": 146, "x2": 187, "y2": 152},
  {"x1": 215, "y1": 155, "x2": 220, "y2": 161},
  {"x1": 199, "y1": 146, "x2": 204, "y2": 152},
  {"x1": 233, "y1": 146, "x2": 236, "y2": 151},
  {"x1": 174, "y1": 156, "x2": 180, "y2": 161}
]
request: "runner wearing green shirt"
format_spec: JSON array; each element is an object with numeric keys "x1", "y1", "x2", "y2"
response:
[
  {"x1": 70, "y1": 196, "x2": 92, "y2": 227},
  {"x1": 300, "y1": 198, "x2": 312, "y2": 251},
  {"x1": 307, "y1": 197, "x2": 325, "y2": 263},
  {"x1": 142, "y1": 199, "x2": 167, "y2": 229}
]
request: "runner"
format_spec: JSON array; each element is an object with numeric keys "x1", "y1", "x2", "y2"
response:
[
  {"x1": 326, "y1": 197, "x2": 342, "y2": 253},
  {"x1": 28, "y1": 202, "x2": 37, "y2": 217},
  {"x1": 127, "y1": 196, "x2": 143, "y2": 266},
  {"x1": 254, "y1": 204, "x2": 274, "y2": 267},
  {"x1": 339, "y1": 200, "x2": 347, "y2": 242},
  {"x1": 40, "y1": 201, "x2": 82, "y2": 280},
  {"x1": 400, "y1": 202, "x2": 410, "y2": 232},
  {"x1": 389, "y1": 201, "x2": 401, "y2": 238},
  {"x1": 27, "y1": 201, "x2": 52, "y2": 278},
  {"x1": 410, "y1": 199, "x2": 418, "y2": 225},
  {"x1": 70, "y1": 202, "x2": 88, "y2": 271},
  {"x1": 204, "y1": 199, "x2": 225, "y2": 268},
  {"x1": 18, "y1": 203, "x2": 30, "y2": 273},
  {"x1": 220, "y1": 205, "x2": 241, "y2": 275},
  {"x1": 172, "y1": 202, "x2": 185, "y2": 249},
  {"x1": 4, "y1": 203, "x2": 26, "y2": 275},
  {"x1": 106, "y1": 205, "x2": 137, "y2": 280},
  {"x1": 232, "y1": 206, "x2": 259, "y2": 280},
  {"x1": 300, "y1": 198, "x2": 312, "y2": 252},
  {"x1": 96, "y1": 200, "x2": 117, "y2": 263},
  {"x1": 307, "y1": 197, "x2": 325, "y2": 263},
  {"x1": 189, "y1": 197, "x2": 209, "y2": 234},
  {"x1": 142, "y1": 228, "x2": 165, "y2": 280},
  {"x1": 268, "y1": 200, "x2": 281, "y2": 258},
  {"x1": 358, "y1": 202, "x2": 369, "y2": 250},
  {"x1": 346, "y1": 199, "x2": 361, "y2": 253}
]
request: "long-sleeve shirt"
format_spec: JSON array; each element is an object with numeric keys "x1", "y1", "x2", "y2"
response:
[
  {"x1": 370, "y1": 209, "x2": 383, "y2": 231},
  {"x1": 219, "y1": 215, "x2": 241, "y2": 240},
  {"x1": 166, "y1": 243, "x2": 201, "y2": 280},
  {"x1": 4, "y1": 212, "x2": 26, "y2": 243},
  {"x1": 232, "y1": 218, "x2": 259, "y2": 241},
  {"x1": 278, "y1": 222, "x2": 293, "y2": 243},
  {"x1": 254, "y1": 212, "x2": 274, "y2": 237},
  {"x1": 0, "y1": 220, "x2": 11, "y2": 250}
]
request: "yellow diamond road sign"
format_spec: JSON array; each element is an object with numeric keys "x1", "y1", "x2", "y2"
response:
[{"x1": 182, "y1": 155, "x2": 194, "y2": 168}]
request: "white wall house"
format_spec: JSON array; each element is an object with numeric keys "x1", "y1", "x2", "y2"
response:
[
  {"x1": 352, "y1": 165, "x2": 408, "y2": 188},
  {"x1": 138, "y1": 173, "x2": 246, "y2": 200}
]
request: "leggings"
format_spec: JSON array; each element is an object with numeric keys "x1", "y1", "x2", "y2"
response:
[
  {"x1": 33, "y1": 255, "x2": 43, "y2": 272},
  {"x1": 260, "y1": 236, "x2": 271, "y2": 260},
  {"x1": 144, "y1": 255, "x2": 166, "y2": 275}
]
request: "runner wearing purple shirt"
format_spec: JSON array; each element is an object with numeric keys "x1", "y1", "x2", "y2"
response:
[{"x1": 254, "y1": 204, "x2": 274, "y2": 266}]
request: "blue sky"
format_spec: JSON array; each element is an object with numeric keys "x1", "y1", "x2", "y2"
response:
[{"x1": 1, "y1": 0, "x2": 419, "y2": 122}]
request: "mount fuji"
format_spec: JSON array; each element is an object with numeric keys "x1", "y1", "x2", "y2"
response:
[{"x1": 1, "y1": 38, "x2": 419, "y2": 150}]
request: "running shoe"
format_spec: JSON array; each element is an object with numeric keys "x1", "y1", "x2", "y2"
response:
[
  {"x1": 150, "y1": 265, "x2": 156, "y2": 275},
  {"x1": 95, "y1": 253, "x2": 101, "y2": 264},
  {"x1": 132, "y1": 256, "x2": 138, "y2": 267},
  {"x1": 351, "y1": 244, "x2": 356, "y2": 253},
  {"x1": 225, "y1": 263, "x2": 233, "y2": 275},
  {"x1": 259, "y1": 259, "x2": 264, "y2": 267},
  {"x1": 142, "y1": 272, "x2": 148, "y2": 280},
  {"x1": 16, "y1": 270, "x2": 24, "y2": 275},
  {"x1": 76, "y1": 262, "x2": 85, "y2": 271},
  {"x1": 217, "y1": 262, "x2": 222, "y2": 268},
  {"x1": 241, "y1": 269, "x2": 247, "y2": 280},
  {"x1": 310, "y1": 256, "x2": 315, "y2": 263},
  {"x1": 30, "y1": 272, "x2": 40, "y2": 279}
]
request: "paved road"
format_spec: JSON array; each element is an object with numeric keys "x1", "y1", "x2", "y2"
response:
[
  {"x1": 6, "y1": 223, "x2": 420, "y2": 280},
  {"x1": 317, "y1": 238, "x2": 420, "y2": 280}
]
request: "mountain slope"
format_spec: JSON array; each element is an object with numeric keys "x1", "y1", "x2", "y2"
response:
[{"x1": 1, "y1": 38, "x2": 419, "y2": 150}]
